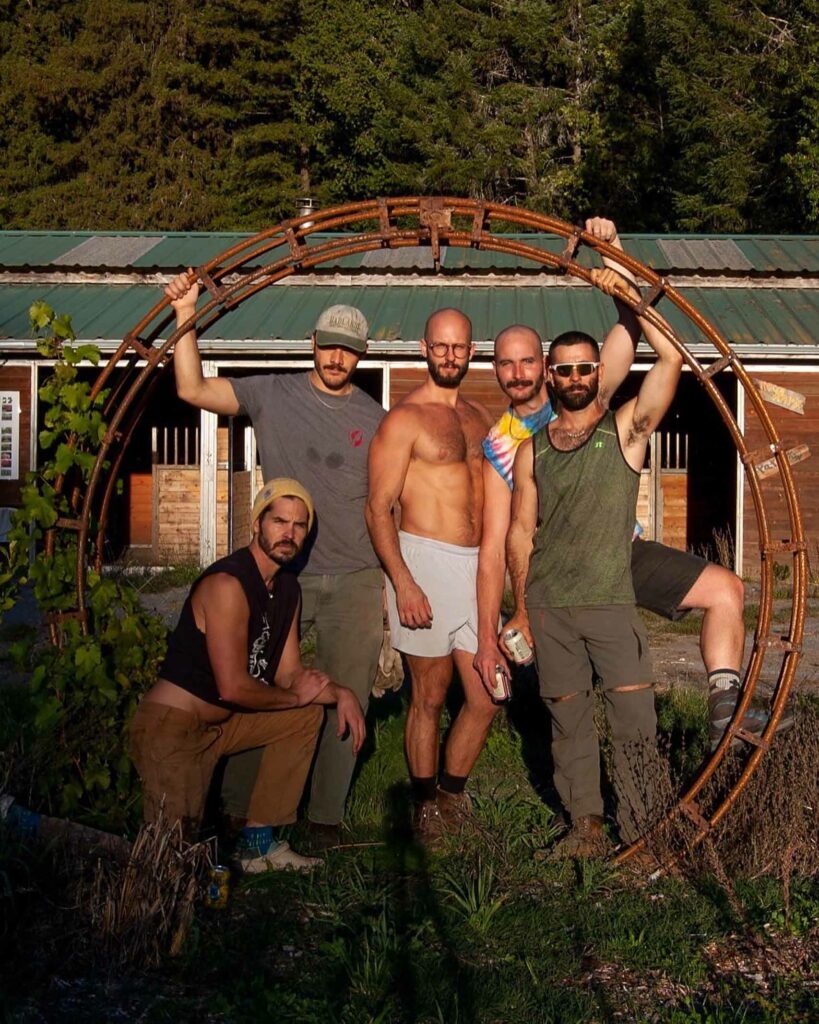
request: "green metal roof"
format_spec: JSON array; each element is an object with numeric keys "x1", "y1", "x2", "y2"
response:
[
  {"x1": 1, "y1": 282, "x2": 817, "y2": 348},
  {"x1": 2, "y1": 230, "x2": 819, "y2": 275}
]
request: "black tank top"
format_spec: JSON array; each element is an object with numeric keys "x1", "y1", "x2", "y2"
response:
[{"x1": 159, "y1": 547, "x2": 300, "y2": 710}]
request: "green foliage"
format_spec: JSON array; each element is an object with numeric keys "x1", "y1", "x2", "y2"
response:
[
  {"x1": 0, "y1": 303, "x2": 166, "y2": 831},
  {"x1": 1, "y1": 0, "x2": 818, "y2": 230}
]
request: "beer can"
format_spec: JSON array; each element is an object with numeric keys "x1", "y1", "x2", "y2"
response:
[
  {"x1": 491, "y1": 664, "x2": 511, "y2": 704},
  {"x1": 203, "y1": 865, "x2": 231, "y2": 909},
  {"x1": 502, "y1": 628, "x2": 534, "y2": 666}
]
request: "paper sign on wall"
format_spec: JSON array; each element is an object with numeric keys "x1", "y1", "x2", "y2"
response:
[{"x1": 0, "y1": 391, "x2": 20, "y2": 480}]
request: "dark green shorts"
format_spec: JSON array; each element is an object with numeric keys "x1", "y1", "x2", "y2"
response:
[
  {"x1": 529, "y1": 604, "x2": 653, "y2": 700},
  {"x1": 631, "y1": 540, "x2": 708, "y2": 622}
]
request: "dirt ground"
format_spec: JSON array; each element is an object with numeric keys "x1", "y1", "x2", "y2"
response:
[{"x1": 2, "y1": 581, "x2": 817, "y2": 697}]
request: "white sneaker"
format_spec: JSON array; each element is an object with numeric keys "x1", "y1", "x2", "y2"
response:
[{"x1": 236, "y1": 840, "x2": 321, "y2": 874}]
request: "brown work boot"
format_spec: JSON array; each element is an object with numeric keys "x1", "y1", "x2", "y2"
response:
[
  {"x1": 413, "y1": 798, "x2": 445, "y2": 847},
  {"x1": 305, "y1": 820, "x2": 341, "y2": 852},
  {"x1": 435, "y1": 787, "x2": 473, "y2": 831},
  {"x1": 548, "y1": 815, "x2": 613, "y2": 860}
]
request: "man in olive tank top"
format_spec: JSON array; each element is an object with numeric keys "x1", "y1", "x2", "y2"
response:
[{"x1": 506, "y1": 271, "x2": 683, "y2": 856}]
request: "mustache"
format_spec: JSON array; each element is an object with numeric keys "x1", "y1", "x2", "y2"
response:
[
  {"x1": 508, "y1": 378, "x2": 534, "y2": 388},
  {"x1": 324, "y1": 363, "x2": 345, "y2": 372}
]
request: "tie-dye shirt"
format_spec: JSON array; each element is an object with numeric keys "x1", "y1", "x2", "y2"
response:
[
  {"x1": 482, "y1": 401, "x2": 644, "y2": 538},
  {"x1": 482, "y1": 402, "x2": 557, "y2": 490}
]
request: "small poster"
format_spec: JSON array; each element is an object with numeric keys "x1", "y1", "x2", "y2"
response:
[{"x1": 0, "y1": 391, "x2": 20, "y2": 480}]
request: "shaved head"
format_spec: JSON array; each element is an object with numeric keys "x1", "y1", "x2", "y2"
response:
[
  {"x1": 424, "y1": 307, "x2": 473, "y2": 344},
  {"x1": 493, "y1": 324, "x2": 542, "y2": 360}
]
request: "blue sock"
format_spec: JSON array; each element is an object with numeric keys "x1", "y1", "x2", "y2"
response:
[
  {"x1": 236, "y1": 825, "x2": 274, "y2": 857},
  {"x1": 7, "y1": 803, "x2": 41, "y2": 841}
]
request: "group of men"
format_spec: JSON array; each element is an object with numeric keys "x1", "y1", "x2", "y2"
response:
[{"x1": 130, "y1": 219, "x2": 756, "y2": 869}]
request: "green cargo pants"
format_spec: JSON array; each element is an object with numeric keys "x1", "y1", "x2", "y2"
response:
[{"x1": 221, "y1": 567, "x2": 384, "y2": 826}]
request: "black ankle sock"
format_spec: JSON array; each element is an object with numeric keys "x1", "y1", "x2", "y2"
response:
[
  {"x1": 438, "y1": 772, "x2": 468, "y2": 795},
  {"x1": 410, "y1": 775, "x2": 437, "y2": 802}
]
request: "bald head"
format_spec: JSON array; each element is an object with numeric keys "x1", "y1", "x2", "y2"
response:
[
  {"x1": 424, "y1": 307, "x2": 473, "y2": 344},
  {"x1": 492, "y1": 323, "x2": 546, "y2": 408},
  {"x1": 493, "y1": 324, "x2": 542, "y2": 361}
]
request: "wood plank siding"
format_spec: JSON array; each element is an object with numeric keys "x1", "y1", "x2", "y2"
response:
[{"x1": 742, "y1": 372, "x2": 819, "y2": 578}]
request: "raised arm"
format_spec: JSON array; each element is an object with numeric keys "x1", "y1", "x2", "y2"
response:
[
  {"x1": 505, "y1": 438, "x2": 538, "y2": 649},
  {"x1": 166, "y1": 270, "x2": 240, "y2": 415},
  {"x1": 585, "y1": 218, "x2": 641, "y2": 406},
  {"x1": 365, "y1": 408, "x2": 432, "y2": 629},
  {"x1": 595, "y1": 276, "x2": 684, "y2": 470},
  {"x1": 474, "y1": 461, "x2": 514, "y2": 691}
]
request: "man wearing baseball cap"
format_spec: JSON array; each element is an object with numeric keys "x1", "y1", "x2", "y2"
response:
[
  {"x1": 167, "y1": 274, "x2": 386, "y2": 849},
  {"x1": 129, "y1": 479, "x2": 366, "y2": 872}
]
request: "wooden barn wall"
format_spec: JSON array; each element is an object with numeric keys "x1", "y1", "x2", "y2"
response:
[
  {"x1": 230, "y1": 470, "x2": 253, "y2": 550},
  {"x1": 389, "y1": 364, "x2": 508, "y2": 418},
  {"x1": 0, "y1": 365, "x2": 32, "y2": 507},
  {"x1": 742, "y1": 371, "x2": 819, "y2": 578},
  {"x1": 154, "y1": 466, "x2": 200, "y2": 561}
]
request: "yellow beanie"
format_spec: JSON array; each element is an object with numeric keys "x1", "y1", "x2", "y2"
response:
[{"x1": 252, "y1": 478, "x2": 314, "y2": 530}]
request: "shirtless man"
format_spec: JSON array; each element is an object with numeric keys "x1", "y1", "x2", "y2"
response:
[{"x1": 365, "y1": 309, "x2": 495, "y2": 840}]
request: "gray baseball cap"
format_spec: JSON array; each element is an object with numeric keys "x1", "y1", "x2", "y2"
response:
[{"x1": 314, "y1": 305, "x2": 369, "y2": 354}]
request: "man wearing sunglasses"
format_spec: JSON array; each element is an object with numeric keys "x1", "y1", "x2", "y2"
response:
[
  {"x1": 476, "y1": 224, "x2": 753, "y2": 802},
  {"x1": 366, "y1": 308, "x2": 497, "y2": 843},
  {"x1": 505, "y1": 269, "x2": 683, "y2": 857}
]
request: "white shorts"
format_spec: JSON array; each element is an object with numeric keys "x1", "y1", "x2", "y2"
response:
[{"x1": 385, "y1": 531, "x2": 479, "y2": 657}]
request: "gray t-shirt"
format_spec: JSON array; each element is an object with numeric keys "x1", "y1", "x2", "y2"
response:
[{"x1": 230, "y1": 371, "x2": 385, "y2": 575}]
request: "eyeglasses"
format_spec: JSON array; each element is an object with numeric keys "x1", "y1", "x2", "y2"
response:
[
  {"x1": 427, "y1": 341, "x2": 470, "y2": 358},
  {"x1": 550, "y1": 361, "x2": 599, "y2": 378}
]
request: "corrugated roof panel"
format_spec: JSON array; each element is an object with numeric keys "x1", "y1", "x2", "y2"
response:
[
  {"x1": 2, "y1": 282, "x2": 818, "y2": 348},
  {"x1": 53, "y1": 236, "x2": 165, "y2": 267},
  {"x1": 362, "y1": 247, "x2": 434, "y2": 269},
  {"x1": 657, "y1": 239, "x2": 753, "y2": 272},
  {"x1": 3, "y1": 229, "x2": 819, "y2": 274},
  {"x1": 0, "y1": 233, "x2": 92, "y2": 266},
  {"x1": 733, "y1": 238, "x2": 819, "y2": 274},
  {"x1": 132, "y1": 234, "x2": 248, "y2": 269}
]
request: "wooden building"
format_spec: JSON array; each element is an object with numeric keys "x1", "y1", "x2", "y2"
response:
[{"x1": 1, "y1": 230, "x2": 817, "y2": 576}]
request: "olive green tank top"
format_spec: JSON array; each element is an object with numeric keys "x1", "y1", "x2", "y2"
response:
[{"x1": 526, "y1": 409, "x2": 640, "y2": 608}]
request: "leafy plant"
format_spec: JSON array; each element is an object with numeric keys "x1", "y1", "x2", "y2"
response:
[{"x1": 0, "y1": 304, "x2": 167, "y2": 832}]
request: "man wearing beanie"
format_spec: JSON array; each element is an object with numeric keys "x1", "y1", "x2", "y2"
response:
[
  {"x1": 129, "y1": 479, "x2": 366, "y2": 872},
  {"x1": 166, "y1": 273, "x2": 386, "y2": 849}
]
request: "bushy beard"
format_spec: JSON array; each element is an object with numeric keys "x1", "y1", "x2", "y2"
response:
[
  {"x1": 427, "y1": 355, "x2": 469, "y2": 389},
  {"x1": 259, "y1": 534, "x2": 299, "y2": 566},
  {"x1": 554, "y1": 375, "x2": 599, "y2": 411}
]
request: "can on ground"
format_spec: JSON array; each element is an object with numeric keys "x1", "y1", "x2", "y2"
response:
[{"x1": 203, "y1": 865, "x2": 231, "y2": 909}]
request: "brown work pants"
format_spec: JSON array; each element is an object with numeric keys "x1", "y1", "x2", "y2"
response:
[{"x1": 129, "y1": 701, "x2": 322, "y2": 836}]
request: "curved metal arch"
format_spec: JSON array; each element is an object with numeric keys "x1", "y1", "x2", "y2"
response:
[{"x1": 48, "y1": 197, "x2": 806, "y2": 860}]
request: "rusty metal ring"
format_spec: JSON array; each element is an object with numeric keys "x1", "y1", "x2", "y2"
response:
[{"x1": 45, "y1": 198, "x2": 806, "y2": 860}]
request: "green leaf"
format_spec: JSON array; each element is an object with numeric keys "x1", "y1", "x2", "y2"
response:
[{"x1": 29, "y1": 301, "x2": 54, "y2": 330}]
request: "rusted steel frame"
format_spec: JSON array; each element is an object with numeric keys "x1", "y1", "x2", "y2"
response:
[
  {"x1": 93, "y1": 372, "x2": 164, "y2": 576},
  {"x1": 46, "y1": 200, "x2": 804, "y2": 868}
]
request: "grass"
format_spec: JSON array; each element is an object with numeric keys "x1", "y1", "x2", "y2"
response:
[{"x1": 1, "y1": 686, "x2": 818, "y2": 1022}]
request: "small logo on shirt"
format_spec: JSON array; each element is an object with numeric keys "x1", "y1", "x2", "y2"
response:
[
  {"x1": 350, "y1": 428, "x2": 364, "y2": 448},
  {"x1": 594, "y1": 440, "x2": 604, "y2": 449}
]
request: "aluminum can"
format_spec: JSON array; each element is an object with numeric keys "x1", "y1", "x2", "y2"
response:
[
  {"x1": 491, "y1": 664, "x2": 511, "y2": 704},
  {"x1": 203, "y1": 865, "x2": 231, "y2": 909},
  {"x1": 502, "y1": 627, "x2": 534, "y2": 666}
]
